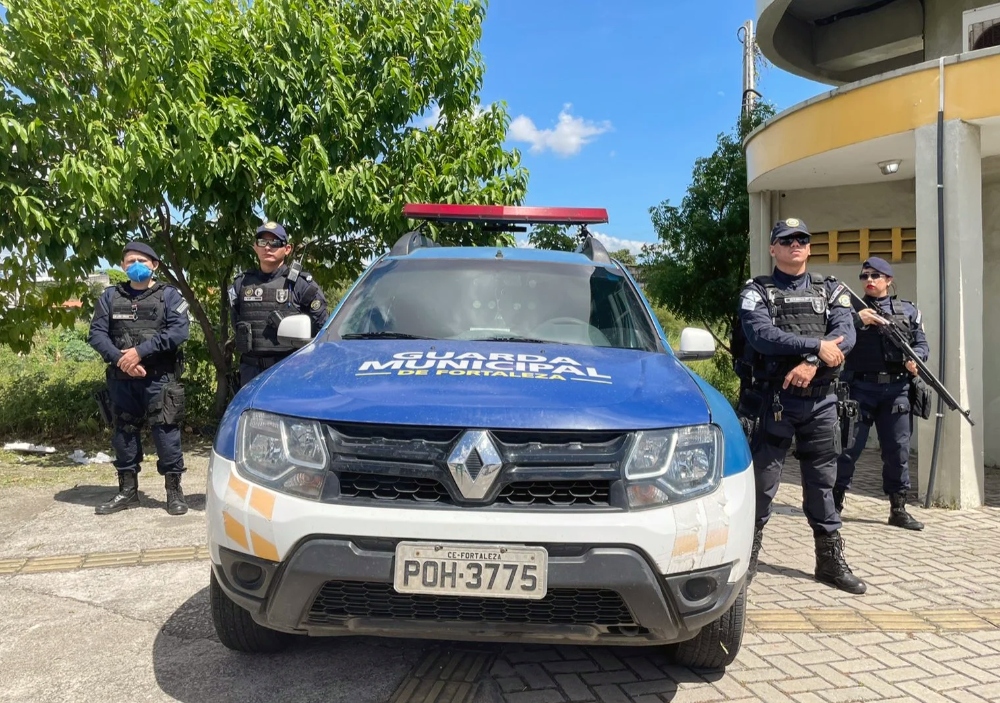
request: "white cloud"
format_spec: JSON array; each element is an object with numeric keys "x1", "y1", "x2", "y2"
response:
[
  {"x1": 413, "y1": 104, "x2": 442, "y2": 129},
  {"x1": 412, "y1": 102, "x2": 487, "y2": 130},
  {"x1": 516, "y1": 229, "x2": 650, "y2": 258},
  {"x1": 508, "y1": 104, "x2": 611, "y2": 157},
  {"x1": 590, "y1": 230, "x2": 650, "y2": 257}
]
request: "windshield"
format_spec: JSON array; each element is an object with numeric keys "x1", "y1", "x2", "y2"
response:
[{"x1": 329, "y1": 258, "x2": 661, "y2": 351}]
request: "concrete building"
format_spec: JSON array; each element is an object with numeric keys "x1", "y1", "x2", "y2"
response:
[{"x1": 747, "y1": 0, "x2": 1000, "y2": 508}]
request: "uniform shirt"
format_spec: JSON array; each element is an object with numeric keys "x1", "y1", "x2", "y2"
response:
[
  {"x1": 738, "y1": 268, "x2": 857, "y2": 358},
  {"x1": 854, "y1": 295, "x2": 930, "y2": 362},
  {"x1": 229, "y1": 264, "x2": 329, "y2": 336},
  {"x1": 88, "y1": 284, "x2": 191, "y2": 364}
]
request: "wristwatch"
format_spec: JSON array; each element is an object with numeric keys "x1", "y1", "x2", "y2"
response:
[{"x1": 804, "y1": 354, "x2": 821, "y2": 367}]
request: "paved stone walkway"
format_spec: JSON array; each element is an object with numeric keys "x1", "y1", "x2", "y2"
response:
[{"x1": 2, "y1": 449, "x2": 999, "y2": 702}]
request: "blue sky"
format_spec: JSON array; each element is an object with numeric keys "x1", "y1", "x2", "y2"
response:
[{"x1": 478, "y1": 0, "x2": 828, "y2": 252}]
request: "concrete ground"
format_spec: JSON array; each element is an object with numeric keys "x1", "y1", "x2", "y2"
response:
[{"x1": 1, "y1": 444, "x2": 999, "y2": 703}]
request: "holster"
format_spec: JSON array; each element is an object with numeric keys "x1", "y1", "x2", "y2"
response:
[
  {"x1": 910, "y1": 376, "x2": 932, "y2": 420},
  {"x1": 93, "y1": 387, "x2": 113, "y2": 427},
  {"x1": 835, "y1": 382, "x2": 860, "y2": 453},
  {"x1": 235, "y1": 321, "x2": 254, "y2": 354},
  {"x1": 150, "y1": 381, "x2": 186, "y2": 426},
  {"x1": 736, "y1": 385, "x2": 767, "y2": 450},
  {"x1": 266, "y1": 309, "x2": 287, "y2": 330}
]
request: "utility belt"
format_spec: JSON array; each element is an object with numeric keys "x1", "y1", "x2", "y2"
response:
[
  {"x1": 751, "y1": 379, "x2": 833, "y2": 399},
  {"x1": 842, "y1": 370, "x2": 909, "y2": 384},
  {"x1": 108, "y1": 362, "x2": 181, "y2": 382},
  {"x1": 240, "y1": 353, "x2": 287, "y2": 370},
  {"x1": 736, "y1": 379, "x2": 858, "y2": 453}
]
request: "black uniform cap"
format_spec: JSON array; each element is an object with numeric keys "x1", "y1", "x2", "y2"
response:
[{"x1": 122, "y1": 241, "x2": 160, "y2": 263}]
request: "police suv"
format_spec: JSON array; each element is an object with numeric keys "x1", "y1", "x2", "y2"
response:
[{"x1": 207, "y1": 205, "x2": 754, "y2": 670}]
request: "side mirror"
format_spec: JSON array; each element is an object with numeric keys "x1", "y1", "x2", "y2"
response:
[
  {"x1": 277, "y1": 314, "x2": 314, "y2": 348},
  {"x1": 676, "y1": 327, "x2": 715, "y2": 361}
]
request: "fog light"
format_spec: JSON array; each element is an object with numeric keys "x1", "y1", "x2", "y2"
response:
[
  {"x1": 682, "y1": 576, "x2": 717, "y2": 602},
  {"x1": 234, "y1": 561, "x2": 264, "y2": 589}
]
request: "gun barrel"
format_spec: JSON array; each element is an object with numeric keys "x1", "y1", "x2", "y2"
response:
[{"x1": 842, "y1": 283, "x2": 975, "y2": 427}]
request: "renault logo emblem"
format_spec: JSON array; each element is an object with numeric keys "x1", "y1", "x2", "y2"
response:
[{"x1": 447, "y1": 430, "x2": 503, "y2": 500}]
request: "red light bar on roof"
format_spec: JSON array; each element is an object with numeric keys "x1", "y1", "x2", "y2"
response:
[{"x1": 403, "y1": 203, "x2": 608, "y2": 226}]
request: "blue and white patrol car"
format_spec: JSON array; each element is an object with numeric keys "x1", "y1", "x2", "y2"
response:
[{"x1": 206, "y1": 205, "x2": 754, "y2": 670}]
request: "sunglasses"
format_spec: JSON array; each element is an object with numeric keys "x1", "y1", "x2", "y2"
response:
[
  {"x1": 255, "y1": 238, "x2": 285, "y2": 249},
  {"x1": 775, "y1": 235, "x2": 810, "y2": 247},
  {"x1": 859, "y1": 272, "x2": 885, "y2": 281}
]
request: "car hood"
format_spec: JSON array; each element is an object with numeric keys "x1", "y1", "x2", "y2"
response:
[{"x1": 248, "y1": 340, "x2": 710, "y2": 430}]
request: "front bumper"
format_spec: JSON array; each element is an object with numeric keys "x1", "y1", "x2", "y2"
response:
[{"x1": 213, "y1": 539, "x2": 745, "y2": 646}]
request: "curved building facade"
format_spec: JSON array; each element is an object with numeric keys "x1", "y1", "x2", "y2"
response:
[{"x1": 747, "y1": 0, "x2": 1000, "y2": 507}]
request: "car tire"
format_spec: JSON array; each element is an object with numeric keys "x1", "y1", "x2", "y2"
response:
[
  {"x1": 666, "y1": 582, "x2": 746, "y2": 670},
  {"x1": 210, "y1": 568, "x2": 292, "y2": 653}
]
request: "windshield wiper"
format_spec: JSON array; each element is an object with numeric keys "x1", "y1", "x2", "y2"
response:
[
  {"x1": 476, "y1": 335, "x2": 548, "y2": 344},
  {"x1": 341, "y1": 332, "x2": 432, "y2": 340}
]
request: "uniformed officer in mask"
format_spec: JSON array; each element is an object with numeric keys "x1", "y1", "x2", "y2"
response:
[
  {"x1": 735, "y1": 219, "x2": 865, "y2": 594},
  {"x1": 230, "y1": 221, "x2": 328, "y2": 388},
  {"x1": 835, "y1": 257, "x2": 929, "y2": 530},
  {"x1": 88, "y1": 242, "x2": 190, "y2": 515}
]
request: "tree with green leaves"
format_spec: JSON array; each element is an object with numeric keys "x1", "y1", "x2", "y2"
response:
[
  {"x1": 610, "y1": 248, "x2": 637, "y2": 266},
  {"x1": 641, "y1": 104, "x2": 775, "y2": 353},
  {"x1": 528, "y1": 224, "x2": 576, "y2": 252},
  {"x1": 0, "y1": 0, "x2": 528, "y2": 414}
]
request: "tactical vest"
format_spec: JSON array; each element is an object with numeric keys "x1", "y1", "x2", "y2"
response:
[
  {"x1": 740, "y1": 274, "x2": 838, "y2": 385},
  {"x1": 108, "y1": 285, "x2": 180, "y2": 376},
  {"x1": 845, "y1": 298, "x2": 912, "y2": 373},
  {"x1": 234, "y1": 272, "x2": 296, "y2": 355}
]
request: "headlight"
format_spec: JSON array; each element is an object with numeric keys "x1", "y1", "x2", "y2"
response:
[
  {"x1": 623, "y1": 425, "x2": 723, "y2": 509},
  {"x1": 236, "y1": 410, "x2": 329, "y2": 499}
]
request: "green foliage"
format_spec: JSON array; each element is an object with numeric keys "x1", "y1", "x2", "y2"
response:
[
  {"x1": 610, "y1": 248, "x2": 637, "y2": 266},
  {"x1": 528, "y1": 224, "x2": 576, "y2": 252},
  {"x1": 0, "y1": 0, "x2": 528, "y2": 415},
  {"x1": 642, "y1": 104, "x2": 775, "y2": 353},
  {"x1": 0, "y1": 325, "x2": 217, "y2": 438},
  {"x1": 105, "y1": 269, "x2": 129, "y2": 286}
]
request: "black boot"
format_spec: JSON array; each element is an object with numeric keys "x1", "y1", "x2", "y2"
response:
[
  {"x1": 165, "y1": 473, "x2": 188, "y2": 516},
  {"x1": 95, "y1": 471, "x2": 139, "y2": 515},
  {"x1": 747, "y1": 525, "x2": 764, "y2": 583},
  {"x1": 888, "y1": 491, "x2": 924, "y2": 530},
  {"x1": 833, "y1": 487, "x2": 846, "y2": 515},
  {"x1": 814, "y1": 531, "x2": 867, "y2": 594}
]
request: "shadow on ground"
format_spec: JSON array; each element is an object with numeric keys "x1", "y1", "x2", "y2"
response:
[
  {"x1": 151, "y1": 587, "x2": 427, "y2": 703},
  {"x1": 54, "y1": 484, "x2": 206, "y2": 512}
]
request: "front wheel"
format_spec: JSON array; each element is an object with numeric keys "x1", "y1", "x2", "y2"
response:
[
  {"x1": 210, "y1": 568, "x2": 292, "y2": 653},
  {"x1": 666, "y1": 583, "x2": 746, "y2": 670}
]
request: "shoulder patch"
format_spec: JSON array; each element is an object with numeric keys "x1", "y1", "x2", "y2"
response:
[
  {"x1": 175, "y1": 299, "x2": 190, "y2": 315},
  {"x1": 740, "y1": 289, "x2": 763, "y2": 311},
  {"x1": 227, "y1": 286, "x2": 237, "y2": 305},
  {"x1": 837, "y1": 294, "x2": 851, "y2": 308},
  {"x1": 915, "y1": 309, "x2": 922, "y2": 325},
  {"x1": 310, "y1": 299, "x2": 321, "y2": 311}
]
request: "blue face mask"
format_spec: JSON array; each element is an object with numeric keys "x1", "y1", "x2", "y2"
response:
[{"x1": 125, "y1": 262, "x2": 153, "y2": 283}]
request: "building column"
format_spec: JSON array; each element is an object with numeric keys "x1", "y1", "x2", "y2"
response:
[
  {"x1": 748, "y1": 191, "x2": 776, "y2": 277},
  {"x1": 914, "y1": 120, "x2": 985, "y2": 508}
]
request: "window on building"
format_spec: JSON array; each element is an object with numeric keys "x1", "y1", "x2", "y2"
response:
[
  {"x1": 965, "y1": 4, "x2": 1000, "y2": 52},
  {"x1": 805, "y1": 228, "x2": 916, "y2": 265}
]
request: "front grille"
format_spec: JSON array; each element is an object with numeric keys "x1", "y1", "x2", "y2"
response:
[
  {"x1": 498, "y1": 481, "x2": 611, "y2": 506},
  {"x1": 307, "y1": 581, "x2": 638, "y2": 627},
  {"x1": 338, "y1": 472, "x2": 451, "y2": 503},
  {"x1": 325, "y1": 423, "x2": 629, "y2": 509}
]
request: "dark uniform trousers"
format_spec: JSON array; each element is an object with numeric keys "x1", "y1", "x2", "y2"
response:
[
  {"x1": 109, "y1": 370, "x2": 185, "y2": 475},
  {"x1": 836, "y1": 379, "x2": 911, "y2": 495},
  {"x1": 754, "y1": 391, "x2": 842, "y2": 536},
  {"x1": 237, "y1": 354, "x2": 286, "y2": 389}
]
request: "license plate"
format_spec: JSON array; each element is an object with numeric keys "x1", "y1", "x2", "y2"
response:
[{"x1": 393, "y1": 542, "x2": 548, "y2": 600}]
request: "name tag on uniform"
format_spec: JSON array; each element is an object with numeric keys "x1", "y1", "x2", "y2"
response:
[
  {"x1": 244, "y1": 287, "x2": 264, "y2": 302},
  {"x1": 112, "y1": 313, "x2": 137, "y2": 320}
]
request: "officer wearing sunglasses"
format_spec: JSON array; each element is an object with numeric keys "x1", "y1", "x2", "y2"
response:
[
  {"x1": 834, "y1": 257, "x2": 929, "y2": 531},
  {"x1": 228, "y1": 221, "x2": 329, "y2": 389},
  {"x1": 735, "y1": 218, "x2": 866, "y2": 594}
]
